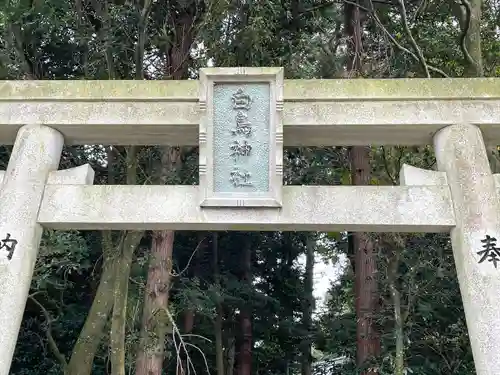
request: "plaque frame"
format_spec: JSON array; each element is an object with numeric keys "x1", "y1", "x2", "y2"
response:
[{"x1": 199, "y1": 67, "x2": 283, "y2": 208}]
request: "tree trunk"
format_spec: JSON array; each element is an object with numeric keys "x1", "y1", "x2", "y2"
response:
[
  {"x1": 136, "y1": 146, "x2": 181, "y2": 375},
  {"x1": 213, "y1": 233, "x2": 225, "y2": 375},
  {"x1": 455, "y1": 0, "x2": 483, "y2": 77},
  {"x1": 108, "y1": 0, "x2": 151, "y2": 370},
  {"x1": 110, "y1": 146, "x2": 143, "y2": 375},
  {"x1": 344, "y1": 2, "x2": 380, "y2": 373},
  {"x1": 237, "y1": 309, "x2": 252, "y2": 375},
  {"x1": 135, "y1": 230, "x2": 175, "y2": 375},
  {"x1": 110, "y1": 230, "x2": 142, "y2": 375},
  {"x1": 135, "y1": 2, "x2": 200, "y2": 371},
  {"x1": 392, "y1": 287, "x2": 404, "y2": 375},
  {"x1": 135, "y1": 150, "x2": 178, "y2": 375},
  {"x1": 301, "y1": 236, "x2": 314, "y2": 375},
  {"x1": 225, "y1": 333, "x2": 236, "y2": 375},
  {"x1": 68, "y1": 146, "x2": 142, "y2": 375},
  {"x1": 388, "y1": 253, "x2": 404, "y2": 375},
  {"x1": 237, "y1": 239, "x2": 252, "y2": 375},
  {"x1": 343, "y1": 0, "x2": 365, "y2": 77},
  {"x1": 66, "y1": 254, "x2": 116, "y2": 375},
  {"x1": 351, "y1": 148, "x2": 380, "y2": 374}
]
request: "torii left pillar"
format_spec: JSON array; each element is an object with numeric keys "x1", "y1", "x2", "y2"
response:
[{"x1": 0, "y1": 125, "x2": 64, "y2": 375}]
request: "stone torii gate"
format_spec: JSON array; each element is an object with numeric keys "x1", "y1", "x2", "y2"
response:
[{"x1": 0, "y1": 67, "x2": 500, "y2": 375}]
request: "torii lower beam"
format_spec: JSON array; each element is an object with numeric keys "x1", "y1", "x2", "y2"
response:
[
  {"x1": 37, "y1": 184, "x2": 455, "y2": 232},
  {"x1": 41, "y1": 162, "x2": 500, "y2": 233}
]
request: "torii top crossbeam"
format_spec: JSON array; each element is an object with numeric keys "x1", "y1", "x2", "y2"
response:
[{"x1": 0, "y1": 71, "x2": 499, "y2": 146}]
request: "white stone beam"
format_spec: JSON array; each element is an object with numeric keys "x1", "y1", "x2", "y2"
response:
[
  {"x1": 0, "y1": 78, "x2": 499, "y2": 146},
  {"x1": 37, "y1": 185, "x2": 455, "y2": 232},
  {"x1": 0, "y1": 164, "x2": 95, "y2": 185},
  {"x1": 399, "y1": 164, "x2": 448, "y2": 186}
]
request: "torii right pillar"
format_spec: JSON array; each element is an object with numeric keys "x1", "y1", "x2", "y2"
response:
[{"x1": 434, "y1": 123, "x2": 500, "y2": 375}]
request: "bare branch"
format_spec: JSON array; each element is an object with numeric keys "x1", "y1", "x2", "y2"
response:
[
  {"x1": 395, "y1": 0, "x2": 430, "y2": 77},
  {"x1": 29, "y1": 295, "x2": 68, "y2": 372},
  {"x1": 364, "y1": 0, "x2": 449, "y2": 77},
  {"x1": 172, "y1": 235, "x2": 208, "y2": 277},
  {"x1": 341, "y1": 0, "x2": 448, "y2": 77}
]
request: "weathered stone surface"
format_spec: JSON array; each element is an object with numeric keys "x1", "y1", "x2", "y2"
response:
[
  {"x1": 399, "y1": 164, "x2": 448, "y2": 186},
  {"x1": 37, "y1": 185, "x2": 455, "y2": 232},
  {"x1": 0, "y1": 78, "x2": 499, "y2": 146},
  {"x1": 0, "y1": 164, "x2": 94, "y2": 185},
  {"x1": 0, "y1": 125, "x2": 64, "y2": 375},
  {"x1": 434, "y1": 123, "x2": 500, "y2": 375}
]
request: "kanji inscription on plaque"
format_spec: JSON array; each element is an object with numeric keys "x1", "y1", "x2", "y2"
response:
[{"x1": 198, "y1": 67, "x2": 284, "y2": 207}]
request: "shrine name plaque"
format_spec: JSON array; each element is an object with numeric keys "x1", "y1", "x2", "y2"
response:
[{"x1": 199, "y1": 67, "x2": 283, "y2": 207}]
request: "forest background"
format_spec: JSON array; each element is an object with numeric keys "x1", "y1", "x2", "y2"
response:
[{"x1": 1, "y1": 0, "x2": 499, "y2": 374}]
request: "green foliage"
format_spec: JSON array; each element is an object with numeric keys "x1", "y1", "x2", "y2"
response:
[{"x1": 34, "y1": 230, "x2": 91, "y2": 290}]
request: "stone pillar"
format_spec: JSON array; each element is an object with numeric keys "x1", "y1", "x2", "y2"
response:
[
  {"x1": 0, "y1": 125, "x2": 63, "y2": 375},
  {"x1": 434, "y1": 123, "x2": 500, "y2": 375}
]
